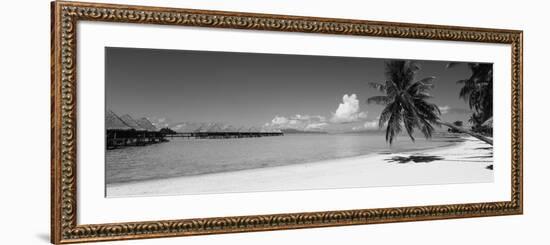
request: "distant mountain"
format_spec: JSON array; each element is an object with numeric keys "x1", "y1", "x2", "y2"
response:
[
  {"x1": 169, "y1": 122, "x2": 281, "y2": 133},
  {"x1": 169, "y1": 122, "x2": 204, "y2": 133},
  {"x1": 280, "y1": 128, "x2": 328, "y2": 134}
]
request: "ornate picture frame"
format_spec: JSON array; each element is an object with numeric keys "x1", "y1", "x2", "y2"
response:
[{"x1": 51, "y1": 1, "x2": 523, "y2": 243}]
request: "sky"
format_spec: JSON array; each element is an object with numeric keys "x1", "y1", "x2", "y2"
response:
[{"x1": 105, "y1": 47, "x2": 485, "y2": 133}]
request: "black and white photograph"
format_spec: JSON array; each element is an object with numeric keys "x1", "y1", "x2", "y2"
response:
[
  {"x1": 105, "y1": 47, "x2": 494, "y2": 197},
  {"x1": 4, "y1": 0, "x2": 541, "y2": 244}
]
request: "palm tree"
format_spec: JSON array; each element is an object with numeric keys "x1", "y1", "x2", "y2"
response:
[
  {"x1": 367, "y1": 61, "x2": 493, "y2": 145},
  {"x1": 468, "y1": 114, "x2": 484, "y2": 127},
  {"x1": 367, "y1": 61, "x2": 440, "y2": 144},
  {"x1": 448, "y1": 62, "x2": 493, "y2": 130}
]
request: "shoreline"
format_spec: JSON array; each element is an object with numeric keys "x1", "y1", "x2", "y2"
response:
[
  {"x1": 107, "y1": 136, "x2": 493, "y2": 197},
  {"x1": 107, "y1": 134, "x2": 464, "y2": 185}
]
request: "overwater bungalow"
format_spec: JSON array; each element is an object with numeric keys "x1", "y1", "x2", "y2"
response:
[
  {"x1": 137, "y1": 117, "x2": 166, "y2": 143},
  {"x1": 106, "y1": 110, "x2": 132, "y2": 149},
  {"x1": 137, "y1": 117, "x2": 157, "y2": 131},
  {"x1": 105, "y1": 110, "x2": 166, "y2": 149},
  {"x1": 166, "y1": 123, "x2": 283, "y2": 139},
  {"x1": 118, "y1": 114, "x2": 148, "y2": 145}
]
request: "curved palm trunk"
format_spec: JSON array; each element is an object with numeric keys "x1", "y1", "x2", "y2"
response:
[{"x1": 438, "y1": 121, "x2": 493, "y2": 145}]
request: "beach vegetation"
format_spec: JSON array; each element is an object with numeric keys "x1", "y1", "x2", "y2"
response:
[
  {"x1": 367, "y1": 61, "x2": 493, "y2": 145},
  {"x1": 447, "y1": 62, "x2": 493, "y2": 136}
]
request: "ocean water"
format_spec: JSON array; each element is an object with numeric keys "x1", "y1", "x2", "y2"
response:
[{"x1": 106, "y1": 133, "x2": 461, "y2": 185}]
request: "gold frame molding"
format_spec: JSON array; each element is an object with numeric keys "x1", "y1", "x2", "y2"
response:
[{"x1": 51, "y1": 1, "x2": 523, "y2": 244}]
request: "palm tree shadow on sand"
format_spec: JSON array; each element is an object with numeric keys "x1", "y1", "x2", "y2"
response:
[{"x1": 386, "y1": 155, "x2": 444, "y2": 164}]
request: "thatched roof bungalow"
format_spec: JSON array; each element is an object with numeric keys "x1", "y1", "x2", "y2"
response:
[
  {"x1": 119, "y1": 114, "x2": 146, "y2": 131},
  {"x1": 137, "y1": 117, "x2": 157, "y2": 132},
  {"x1": 106, "y1": 110, "x2": 132, "y2": 130}
]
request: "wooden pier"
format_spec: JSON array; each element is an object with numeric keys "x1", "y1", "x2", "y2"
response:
[
  {"x1": 106, "y1": 110, "x2": 168, "y2": 150},
  {"x1": 166, "y1": 132, "x2": 284, "y2": 139},
  {"x1": 106, "y1": 131, "x2": 168, "y2": 150},
  {"x1": 106, "y1": 110, "x2": 284, "y2": 150}
]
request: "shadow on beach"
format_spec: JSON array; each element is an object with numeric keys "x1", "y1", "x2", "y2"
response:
[
  {"x1": 385, "y1": 155, "x2": 444, "y2": 164},
  {"x1": 464, "y1": 154, "x2": 493, "y2": 159},
  {"x1": 475, "y1": 147, "x2": 493, "y2": 150}
]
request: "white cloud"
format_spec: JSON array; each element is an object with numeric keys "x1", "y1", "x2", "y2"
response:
[
  {"x1": 291, "y1": 114, "x2": 326, "y2": 122},
  {"x1": 364, "y1": 120, "x2": 379, "y2": 129},
  {"x1": 293, "y1": 114, "x2": 310, "y2": 120},
  {"x1": 265, "y1": 114, "x2": 327, "y2": 131},
  {"x1": 352, "y1": 120, "x2": 380, "y2": 131},
  {"x1": 439, "y1": 105, "x2": 450, "y2": 114},
  {"x1": 149, "y1": 117, "x2": 169, "y2": 128},
  {"x1": 270, "y1": 116, "x2": 289, "y2": 125},
  {"x1": 330, "y1": 94, "x2": 367, "y2": 123},
  {"x1": 305, "y1": 122, "x2": 329, "y2": 130}
]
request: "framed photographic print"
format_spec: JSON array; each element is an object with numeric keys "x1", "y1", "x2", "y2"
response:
[{"x1": 51, "y1": 0, "x2": 523, "y2": 243}]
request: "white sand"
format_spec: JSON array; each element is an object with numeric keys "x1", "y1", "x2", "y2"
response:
[{"x1": 107, "y1": 136, "x2": 493, "y2": 197}]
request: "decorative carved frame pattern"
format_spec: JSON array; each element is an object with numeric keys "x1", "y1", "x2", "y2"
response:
[{"x1": 51, "y1": 1, "x2": 523, "y2": 244}]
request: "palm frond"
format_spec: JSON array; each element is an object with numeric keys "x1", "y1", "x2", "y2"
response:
[
  {"x1": 367, "y1": 96, "x2": 390, "y2": 105},
  {"x1": 386, "y1": 110, "x2": 402, "y2": 144},
  {"x1": 401, "y1": 94, "x2": 423, "y2": 141},
  {"x1": 419, "y1": 119, "x2": 435, "y2": 138},
  {"x1": 368, "y1": 82, "x2": 387, "y2": 93},
  {"x1": 417, "y1": 76, "x2": 436, "y2": 85},
  {"x1": 403, "y1": 110, "x2": 418, "y2": 142},
  {"x1": 407, "y1": 81, "x2": 434, "y2": 95},
  {"x1": 378, "y1": 104, "x2": 394, "y2": 129},
  {"x1": 385, "y1": 80, "x2": 398, "y2": 98},
  {"x1": 368, "y1": 60, "x2": 444, "y2": 144},
  {"x1": 456, "y1": 63, "x2": 493, "y2": 123},
  {"x1": 411, "y1": 62, "x2": 421, "y2": 72}
]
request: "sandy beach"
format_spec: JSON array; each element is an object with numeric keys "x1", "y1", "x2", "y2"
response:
[{"x1": 106, "y1": 136, "x2": 493, "y2": 197}]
